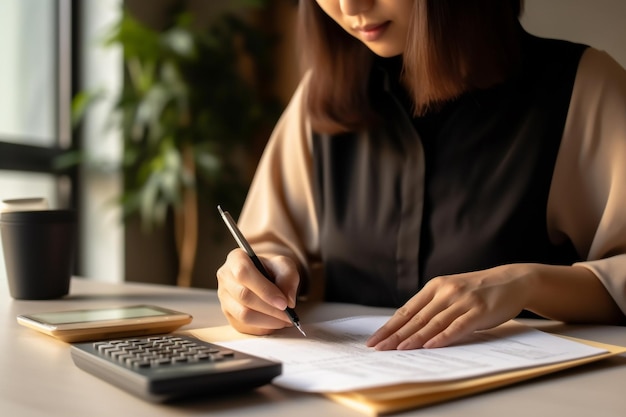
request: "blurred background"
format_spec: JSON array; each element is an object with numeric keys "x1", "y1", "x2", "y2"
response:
[{"x1": 0, "y1": 0, "x2": 625, "y2": 290}]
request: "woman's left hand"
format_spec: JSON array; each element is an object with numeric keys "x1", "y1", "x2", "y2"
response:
[{"x1": 366, "y1": 264, "x2": 537, "y2": 350}]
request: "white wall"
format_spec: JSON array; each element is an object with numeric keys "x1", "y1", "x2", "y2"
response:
[
  {"x1": 521, "y1": 0, "x2": 626, "y2": 68},
  {"x1": 79, "y1": 0, "x2": 124, "y2": 283}
]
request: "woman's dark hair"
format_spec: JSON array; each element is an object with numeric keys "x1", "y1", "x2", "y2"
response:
[{"x1": 298, "y1": 0, "x2": 524, "y2": 134}]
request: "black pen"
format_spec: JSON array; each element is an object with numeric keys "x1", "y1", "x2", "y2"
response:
[{"x1": 218, "y1": 205, "x2": 306, "y2": 337}]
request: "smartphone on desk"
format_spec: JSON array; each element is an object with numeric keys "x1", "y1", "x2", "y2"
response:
[{"x1": 17, "y1": 304, "x2": 193, "y2": 342}]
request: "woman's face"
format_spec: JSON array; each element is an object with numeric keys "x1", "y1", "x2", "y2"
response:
[{"x1": 315, "y1": 0, "x2": 414, "y2": 57}]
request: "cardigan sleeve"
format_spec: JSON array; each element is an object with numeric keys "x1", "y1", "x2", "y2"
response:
[
  {"x1": 237, "y1": 73, "x2": 321, "y2": 285},
  {"x1": 548, "y1": 47, "x2": 626, "y2": 315}
]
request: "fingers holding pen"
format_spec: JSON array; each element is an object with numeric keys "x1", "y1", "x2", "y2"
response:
[
  {"x1": 217, "y1": 249, "x2": 293, "y2": 331},
  {"x1": 219, "y1": 296, "x2": 285, "y2": 335},
  {"x1": 263, "y1": 254, "x2": 300, "y2": 308}
]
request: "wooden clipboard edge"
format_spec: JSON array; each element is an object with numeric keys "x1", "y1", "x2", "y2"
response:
[{"x1": 325, "y1": 336, "x2": 626, "y2": 416}]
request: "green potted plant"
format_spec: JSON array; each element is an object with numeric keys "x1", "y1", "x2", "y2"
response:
[{"x1": 72, "y1": 3, "x2": 280, "y2": 287}]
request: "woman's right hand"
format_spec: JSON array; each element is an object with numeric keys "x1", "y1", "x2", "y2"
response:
[{"x1": 216, "y1": 249, "x2": 301, "y2": 335}]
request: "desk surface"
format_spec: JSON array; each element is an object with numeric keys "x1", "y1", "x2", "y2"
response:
[{"x1": 2, "y1": 277, "x2": 625, "y2": 417}]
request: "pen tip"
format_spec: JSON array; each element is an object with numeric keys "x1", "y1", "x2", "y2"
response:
[{"x1": 295, "y1": 322, "x2": 306, "y2": 337}]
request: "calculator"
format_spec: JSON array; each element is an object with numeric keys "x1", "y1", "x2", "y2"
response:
[{"x1": 70, "y1": 334, "x2": 282, "y2": 402}]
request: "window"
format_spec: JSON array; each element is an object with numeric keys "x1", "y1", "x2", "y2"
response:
[{"x1": 0, "y1": 0, "x2": 75, "y2": 279}]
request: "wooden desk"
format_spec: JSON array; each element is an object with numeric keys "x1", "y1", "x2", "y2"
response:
[{"x1": 2, "y1": 277, "x2": 625, "y2": 416}]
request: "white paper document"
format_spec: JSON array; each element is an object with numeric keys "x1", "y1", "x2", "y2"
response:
[{"x1": 201, "y1": 316, "x2": 607, "y2": 393}]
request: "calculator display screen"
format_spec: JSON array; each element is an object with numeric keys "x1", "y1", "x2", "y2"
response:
[{"x1": 28, "y1": 306, "x2": 169, "y2": 325}]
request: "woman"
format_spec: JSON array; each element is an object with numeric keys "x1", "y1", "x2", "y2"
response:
[{"x1": 216, "y1": 0, "x2": 626, "y2": 350}]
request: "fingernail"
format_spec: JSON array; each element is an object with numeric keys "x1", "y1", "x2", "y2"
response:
[
  {"x1": 374, "y1": 341, "x2": 393, "y2": 351},
  {"x1": 272, "y1": 297, "x2": 287, "y2": 310}
]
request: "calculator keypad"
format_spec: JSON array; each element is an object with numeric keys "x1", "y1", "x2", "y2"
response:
[{"x1": 92, "y1": 335, "x2": 235, "y2": 369}]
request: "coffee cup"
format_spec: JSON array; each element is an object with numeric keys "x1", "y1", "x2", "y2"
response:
[
  {"x1": 0, "y1": 209, "x2": 76, "y2": 300},
  {"x1": 0, "y1": 197, "x2": 49, "y2": 213}
]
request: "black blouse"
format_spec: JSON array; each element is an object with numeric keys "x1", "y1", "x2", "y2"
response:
[{"x1": 311, "y1": 33, "x2": 587, "y2": 307}]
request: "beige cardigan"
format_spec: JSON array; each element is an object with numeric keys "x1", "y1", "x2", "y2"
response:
[{"x1": 238, "y1": 48, "x2": 626, "y2": 315}]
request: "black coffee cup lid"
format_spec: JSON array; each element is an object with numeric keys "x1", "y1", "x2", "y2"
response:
[{"x1": 0, "y1": 209, "x2": 76, "y2": 223}]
